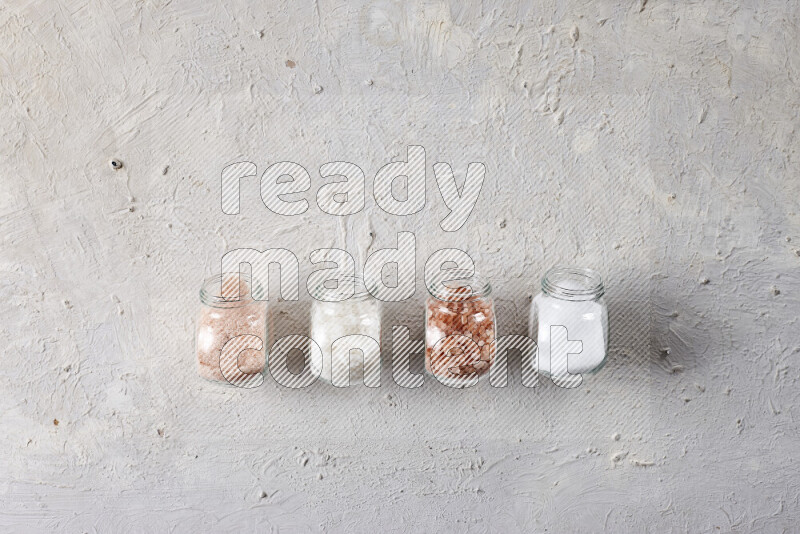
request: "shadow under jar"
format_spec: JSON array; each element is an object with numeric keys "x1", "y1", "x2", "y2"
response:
[
  {"x1": 529, "y1": 266, "x2": 608, "y2": 376},
  {"x1": 196, "y1": 273, "x2": 267, "y2": 385},
  {"x1": 425, "y1": 270, "x2": 496, "y2": 387}
]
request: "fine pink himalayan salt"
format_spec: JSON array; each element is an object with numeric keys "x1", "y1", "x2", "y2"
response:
[{"x1": 196, "y1": 274, "x2": 266, "y2": 383}]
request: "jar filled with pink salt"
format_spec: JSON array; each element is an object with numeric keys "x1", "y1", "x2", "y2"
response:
[
  {"x1": 196, "y1": 273, "x2": 267, "y2": 386},
  {"x1": 425, "y1": 270, "x2": 496, "y2": 387}
]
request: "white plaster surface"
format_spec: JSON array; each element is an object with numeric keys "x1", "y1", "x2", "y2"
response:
[{"x1": 1, "y1": 0, "x2": 798, "y2": 532}]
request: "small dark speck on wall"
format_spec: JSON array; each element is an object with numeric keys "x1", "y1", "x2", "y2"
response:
[{"x1": 110, "y1": 159, "x2": 123, "y2": 170}]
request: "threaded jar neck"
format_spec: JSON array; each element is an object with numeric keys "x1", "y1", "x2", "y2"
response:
[
  {"x1": 311, "y1": 275, "x2": 375, "y2": 302},
  {"x1": 541, "y1": 266, "x2": 604, "y2": 301},
  {"x1": 427, "y1": 269, "x2": 492, "y2": 302},
  {"x1": 199, "y1": 272, "x2": 262, "y2": 308}
]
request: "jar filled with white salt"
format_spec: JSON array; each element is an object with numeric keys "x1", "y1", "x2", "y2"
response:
[
  {"x1": 310, "y1": 276, "x2": 382, "y2": 386},
  {"x1": 530, "y1": 266, "x2": 608, "y2": 376},
  {"x1": 196, "y1": 273, "x2": 267, "y2": 386}
]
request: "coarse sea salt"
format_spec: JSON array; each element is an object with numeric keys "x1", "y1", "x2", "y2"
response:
[{"x1": 310, "y1": 287, "x2": 381, "y2": 385}]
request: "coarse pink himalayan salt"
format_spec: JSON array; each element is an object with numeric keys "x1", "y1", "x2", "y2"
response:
[
  {"x1": 196, "y1": 274, "x2": 266, "y2": 383},
  {"x1": 424, "y1": 274, "x2": 496, "y2": 383},
  {"x1": 425, "y1": 294, "x2": 496, "y2": 378}
]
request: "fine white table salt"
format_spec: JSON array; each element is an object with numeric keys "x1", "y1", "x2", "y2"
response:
[{"x1": 530, "y1": 268, "x2": 608, "y2": 376}]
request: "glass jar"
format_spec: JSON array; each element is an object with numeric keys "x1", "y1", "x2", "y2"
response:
[
  {"x1": 530, "y1": 266, "x2": 608, "y2": 376},
  {"x1": 310, "y1": 276, "x2": 382, "y2": 385},
  {"x1": 425, "y1": 270, "x2": 496, "y2": 386},
  {"x1": 196, "y1": 272, "x2": 267, "y2": 385}
]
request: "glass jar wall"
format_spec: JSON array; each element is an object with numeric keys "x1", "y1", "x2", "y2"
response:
[
  {"x1": 196, "y1": 273, "x2": 267, "y2": 384},
  {"x1": 529, "y1": 266, "x2": 608, "y2": 376},
  {"x1": 425, "y1": 270, "x2": 496, "y2": 386},
  {"x1": 310, "y1": 277, "x2": 382, "y2": 385}
]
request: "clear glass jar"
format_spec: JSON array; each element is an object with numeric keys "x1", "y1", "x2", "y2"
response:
[
  {"x1": 310, "y1": 276, "x2": 382, "y2": 385},
  {"x1": 196, "y1": 273, "x2": 267, "y2": 384},
  {"x1": 530, "y1": 266, "x2": 608, "y2": 376},
  {"x1": 425, "y1": 270, "x2": 496, "y2": 386}
]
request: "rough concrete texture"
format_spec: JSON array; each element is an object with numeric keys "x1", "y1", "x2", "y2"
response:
[{"x1": 1, "y1": 0, "x2": 798, "y2": 532}]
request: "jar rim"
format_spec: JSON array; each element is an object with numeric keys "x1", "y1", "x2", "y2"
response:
[
  {"x1": 427, "y1": 269, "x2": 492, "y2": 302},
  {"x1": 311, "y1": 274, "x2": 374, "y2": 302},
  {"x1": 541, "y1": 266, "x2": 604, "y2": 301},
  {"x1": 200, "y1": 272, "x2": 263, "y2": 308}
]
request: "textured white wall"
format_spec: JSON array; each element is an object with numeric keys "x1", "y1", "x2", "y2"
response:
[{"x1": 1, "y1": 0, "x2": 798, "y2": 532}]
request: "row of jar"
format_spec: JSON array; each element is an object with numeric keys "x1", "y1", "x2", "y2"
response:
[{"x1": 195, "y1": 267, "x2": 608, "y2": 386}]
